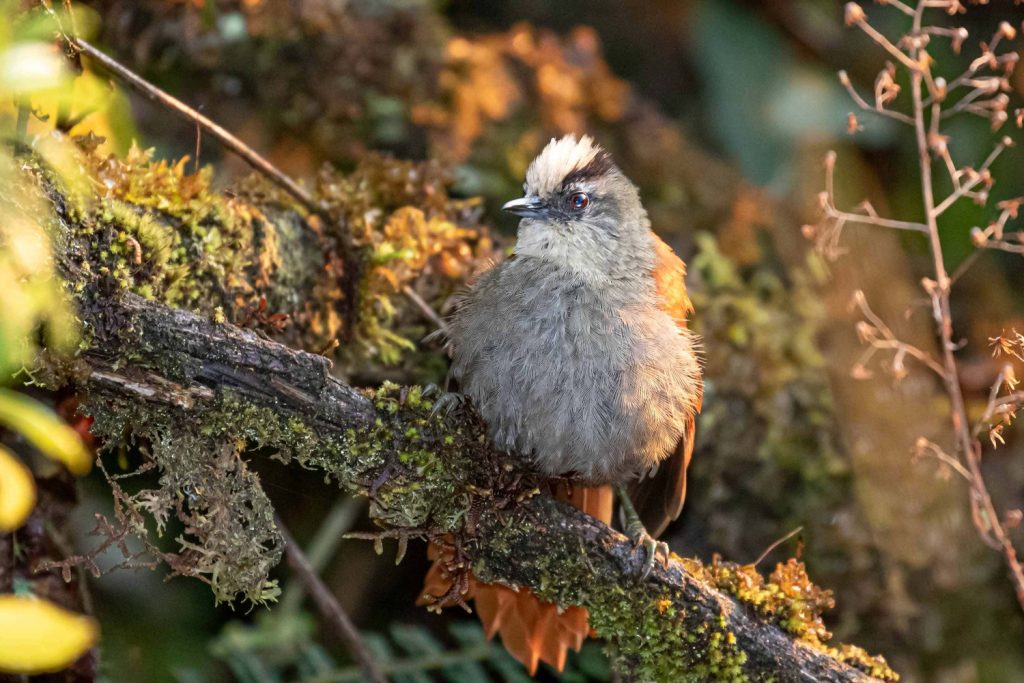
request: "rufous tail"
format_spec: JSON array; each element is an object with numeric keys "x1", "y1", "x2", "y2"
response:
[{"x1": 419, "y1": 484, "x2": 614, "y2": 675}]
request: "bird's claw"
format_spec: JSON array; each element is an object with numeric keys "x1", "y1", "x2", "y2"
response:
[
  {"x1": 628, "y1": 526, "x2": 670, "y2": 580},
  {"x1": 430, "y1": 391, "x2": 468, "y2": 420}
]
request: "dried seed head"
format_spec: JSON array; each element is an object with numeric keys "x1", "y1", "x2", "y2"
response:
[
  {"x1": 971, "y1": 226, "x2": 987, "y2": 246},
  {"x1": 892, "y1": 350, "x2": 908, "y2": 380},
  {"x1": 978, "y1": 77, "x2": 1002, "y2": 94},
  {"x1": 991, "y1": 110, "x2": 1008, "y2": 130},
  {"x1": 951, "y1": 27, "x2": 969, "y2": 53},
  {"x1": 928, "y1": 132, "x2": 949, "y2": 155},
  {"x1": 997, "y1": 196, "x2": 1021, "y2": 216},
  {"x1": 855, "y1": 321, "x2": 876, "y2": 342},
  {"x1": 844, "y1": 3, "x2": 866, "y2": 26},
  {"x1": 1006, "y1": 510, "x2": 1023, "y2": 530},
  {"x1": 850, "y1": 364, "x2": 872, "y2": 380},
  {"x1": 847, "y1": 112, "x2": 863, "y2": 135}
]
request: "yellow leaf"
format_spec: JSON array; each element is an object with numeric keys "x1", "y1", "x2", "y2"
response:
[
  {"x1": 0, "y1": 596, "x2": 97, "y2": 674},
  {"x1": 0, "y1": 390, "x2": 91, "y2": 475},
  {"x1": 0, "y1": 445, "x2": 35, "y2": 531}
]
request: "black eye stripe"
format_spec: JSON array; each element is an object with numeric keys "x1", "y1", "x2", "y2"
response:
[{"x1": 559, "y1": 150, "x2": 614, "y2": 189}]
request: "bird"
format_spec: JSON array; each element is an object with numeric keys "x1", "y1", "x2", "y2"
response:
[{"x1": 421, "y1": 134, "x2": 702, "y2": 674}]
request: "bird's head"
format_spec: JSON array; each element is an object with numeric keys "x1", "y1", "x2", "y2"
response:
[{"x1": 503, "y1": 135, "x2": 651, "y2": 282}]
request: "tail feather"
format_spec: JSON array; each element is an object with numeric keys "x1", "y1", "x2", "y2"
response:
[{"x1": 420, "y1": 484, "x2": 613, "y2": 675}]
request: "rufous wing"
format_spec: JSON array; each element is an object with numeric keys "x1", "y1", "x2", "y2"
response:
[
  {"x1": 631, "y1": 414, "x2": 695, "y2": 538},
  {"x1": 630, "y1": 232, "x2": 701, "y2": 538}
]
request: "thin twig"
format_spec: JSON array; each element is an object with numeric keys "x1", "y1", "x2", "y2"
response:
[
  {"x1": 278, "y1": 517, "x2": 388, "y2": 683},
  {"x1": 278, "y1": 498, "x2": 365, "y2": 620},
  {"x1": 972, "y1": 366, "x2": 1022, "y2": 440},
  {"x1": 62, "y1": 36, "x2": 325, "y2": 219},
  {"x1": 934, "y1": 138, "x2": 1010, "y2": 216},
  {"x1": 751, "y1": 527, "x2": 803, "y2": 568},
  {"x1": 906, "y1": 0, "x2": 1024, "y2": 611},
  {"x1": 913, "y1": 438, "x2": 975, "y2": 483},
  {"x1": 829, "y1": 0, "x2": 1024, "y2": 614},
  {"x1": 827, "y1": 208, "x2": 928, "y2": 233},
  {"x1": 850, "y1": 17, "x2": 921, "y2": 72},
  {"x1": 838, "y1": 70, "x2": 914, "y2": 125},
  {"x1": 949, "y1": 250, "x2": 980, "y2": 285},
  {"x1": 402, "y1": 285, "x2": 448, "y2": 333},
  {"x1": 54, "y1": 31, "x2": 437, "y2": 328}
]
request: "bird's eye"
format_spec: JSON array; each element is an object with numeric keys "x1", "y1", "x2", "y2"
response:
[{"x1": 569, "y1": 192, "x2": 590, "y2": 210}]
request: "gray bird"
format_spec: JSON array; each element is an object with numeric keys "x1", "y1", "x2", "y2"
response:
[
  {"x1": 443, "y1": 133, "x2": 702, "y2": 559},
  {"x1": 424, "y1": 135, "x2": 703, "y2": 674}
]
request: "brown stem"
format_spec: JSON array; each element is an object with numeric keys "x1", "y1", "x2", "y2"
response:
[
  {"x1": 277, "y1": 518, "x2": 388, "y2": 683},
  {"x1": 64, "y1": 37, "x2": 325, "y2": 220},
  {"x1": 909, "y1": 0, "x2": 1024, "y2": 612}
]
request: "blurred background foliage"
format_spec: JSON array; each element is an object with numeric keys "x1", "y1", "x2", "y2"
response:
[{"x1": 2, "y1": 0, "x2": 1024, "y2": 681}]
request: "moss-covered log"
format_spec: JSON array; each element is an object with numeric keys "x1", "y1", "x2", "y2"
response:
[{"x1": 50, "y1": 286, "x2": 892, "y2": 682}]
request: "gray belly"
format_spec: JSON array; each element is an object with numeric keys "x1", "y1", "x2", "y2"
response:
[{"x1": 448, "y1": 259, "x2": 700, "y2": 482}]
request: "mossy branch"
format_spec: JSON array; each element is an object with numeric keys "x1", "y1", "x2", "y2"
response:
[
  {"x1": 55, "y1": 286, "x2": 891, "y2": 682},
  {"x1": 16, "y1": 131, "x2": 893, "y2": 681}
]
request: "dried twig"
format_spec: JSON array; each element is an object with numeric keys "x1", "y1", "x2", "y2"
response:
[
  {"x1": 56, "y1": 34, "x2": 325, "y2": 219},
  {"x1": 818, "y1": 1, "x2": 1024, "y2": 612},
  {"x1": 278, "y1": 518, "x2": 388, "y2": 683},
  {"x1": 402, "y1": 285, "x2": 448, "y2": 333}
]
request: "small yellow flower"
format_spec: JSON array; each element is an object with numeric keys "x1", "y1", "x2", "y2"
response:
[{"x1": 0, "y1": 596, "x2": 97, "y2": 674}]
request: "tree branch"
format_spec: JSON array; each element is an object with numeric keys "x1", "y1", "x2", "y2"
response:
[{"x1": 52, "y1": 285, "x2": 893, "y2": 682}]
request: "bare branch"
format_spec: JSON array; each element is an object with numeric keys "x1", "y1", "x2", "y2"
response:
[
  {"x1": 847, "y1": 11, "x2": 922, "y2": 72},
  {"x1": 913, "y1": 437, "x2": 975, "y2": 483},
  {"x1": 851, "y1": 290, "x2": 947, "y2": 379},
  {"x1": 828, "y1": 0, "x2": 1024, "y2": 612},
  {"x1": 838, "y1": 70, "x2": 914, "y2": 125},
  {"x1": 60, "y1": 36, "x2": 326, "y2": 219},
  {"x1": 278, "y1": 519, "x2": 387, "y2": 683},
  {"x1": 933, "y1": 137, "x2": 1011, "y2": 216}
]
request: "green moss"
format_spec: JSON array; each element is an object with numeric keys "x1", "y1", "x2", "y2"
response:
[
  {"x1": 86, "y1": 395, "x2": 283, "y2": 606},
  {"x1": 46, "y1": 142, "x2": 497, "y2": 376},
  {"x1": 477, "y1": 511, "x2": 750, "y2": 682},
  {"x1": 678, "y1": 556, "x2": 897, "y2": 681},
  {"x1": 179, "y1": 383, "x2": 483, "y2": 536}
]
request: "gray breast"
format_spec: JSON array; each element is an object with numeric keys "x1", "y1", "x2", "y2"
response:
[{"x1": 448, "y1": 257, "x2": 700, "y2": 483}]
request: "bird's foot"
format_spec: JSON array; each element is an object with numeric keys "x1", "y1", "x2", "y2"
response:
[
  {"x1": 625, "y1": 519, "x2": 670, "y2": 580},
  {"x1": 616, "y1": 484, "x2": 670, "y2": 580},
  {"x1": 428, "y1": 389, "x2": 468, "y2": 420}
]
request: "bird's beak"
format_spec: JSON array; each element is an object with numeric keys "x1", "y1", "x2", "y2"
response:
[{"x1": 502, "y1": 195, "x2": 546, "y2": 219}]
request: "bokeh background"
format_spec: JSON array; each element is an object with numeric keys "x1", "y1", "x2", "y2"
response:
[{"x1": 11, "y1": 0, "x2": 1024, "y2": 681}]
